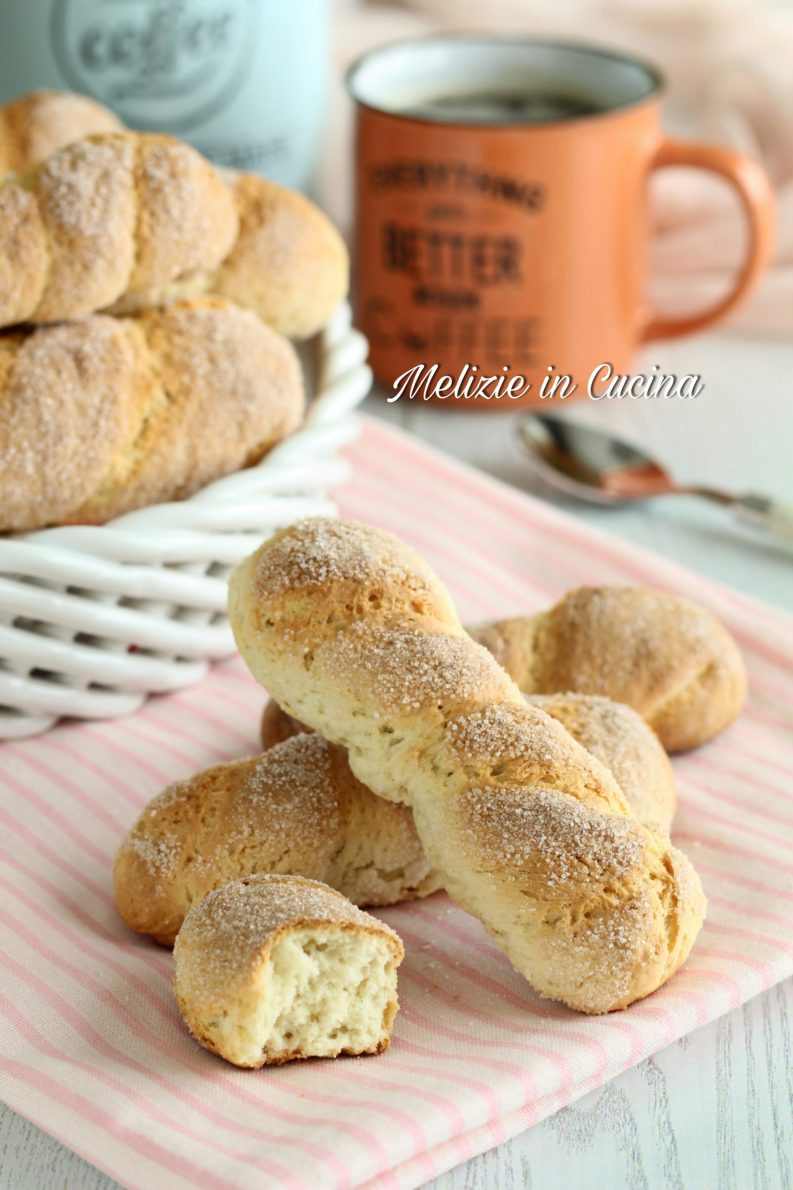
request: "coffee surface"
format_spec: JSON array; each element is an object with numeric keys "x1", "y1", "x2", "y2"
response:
[{"x1": 404, "y1": 89, "x2": 601, "y2": 124}]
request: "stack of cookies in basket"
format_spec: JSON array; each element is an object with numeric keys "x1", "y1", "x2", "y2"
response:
[
  {"x1": 0, "y1": 90, "x2": 348, "y2": 533},
  {"x1": 115, "y1": 517, "x2": 747, "y2": 1069}
]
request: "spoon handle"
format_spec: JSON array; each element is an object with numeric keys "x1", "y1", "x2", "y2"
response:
[{"x1": 732, "y1": 495, "x2": 793, "y2": 544}]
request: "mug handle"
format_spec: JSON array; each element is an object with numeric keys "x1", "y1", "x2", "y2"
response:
[{"x1": 642, "y1": 137, "x2": 775, "y2": 341}]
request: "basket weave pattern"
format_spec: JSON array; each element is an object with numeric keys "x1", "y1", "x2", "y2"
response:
[{"x1": 0, "y1": 304, "x2": 371, "y2": 739}]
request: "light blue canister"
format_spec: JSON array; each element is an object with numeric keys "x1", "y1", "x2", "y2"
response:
[{"x1": 0, "y1": 0, "x2": 329, "y2": 191}]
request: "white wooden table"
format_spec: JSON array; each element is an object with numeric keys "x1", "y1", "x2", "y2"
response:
[{"x1": 2, "y1": 330, "x2": 791, "y2": 1189}]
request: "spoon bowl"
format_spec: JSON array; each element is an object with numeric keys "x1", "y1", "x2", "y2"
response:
[
  {"x1": 518, "y1": 415, "x2": 678, "y2": 505},
  {"x1": 517, "y1": 413, "x2": 793, "y2": 541}
]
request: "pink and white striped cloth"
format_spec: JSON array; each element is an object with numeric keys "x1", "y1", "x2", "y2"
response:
[{"x1": 2, "y1": 416, "x2": 792, "y2": 1190}]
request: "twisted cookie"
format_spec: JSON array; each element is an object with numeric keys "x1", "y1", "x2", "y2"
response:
[
  {"x1": 0, "y1": 132, "x2": 238, "y2": 325},
  {"x1": 229, "y1": 519, "x2": 705, "y2": 1014},
  {"x1": 471, "y1": 589, "x2": 745, "y2": 753},
  {"x1": 261, "y1": 692, "x2": 677, "y2": 831},
  {"x1": 0, "y1": 128, "x2": 348, "y2": 339},
  {"x1": 114, "y1": 690, "x2": 675, "y2": 947},
  {"x1": 114, "y1": 732, "x2": 439, "y2": 947},
  {"x1": 0, "y1": 297, "x2": 304, "y2": 532}
]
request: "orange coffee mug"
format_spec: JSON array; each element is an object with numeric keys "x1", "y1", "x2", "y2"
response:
[{"x1": 348, "y1": 36, "x2": 775, "y2": 406}]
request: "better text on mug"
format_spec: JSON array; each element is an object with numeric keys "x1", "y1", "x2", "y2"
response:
[{"x1": 348, "y1": 36, "x2": 775, "y2": 406}]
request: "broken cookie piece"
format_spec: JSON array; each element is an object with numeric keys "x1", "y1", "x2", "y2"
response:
[{"x1": 173, "y1": 873, "x2": 404, "y2": 1067}]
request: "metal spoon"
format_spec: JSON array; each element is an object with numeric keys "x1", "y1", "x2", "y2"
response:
[{"x1": 517, "y1": 414, "x2": 793, "y2": 543}]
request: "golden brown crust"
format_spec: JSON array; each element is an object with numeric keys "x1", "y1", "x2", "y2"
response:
[
  {"x1": 0, "y1": 132, "x2": 238, "y2": 325},
  {"x1": 526, "y1": 694, "x2": 676, "y2": 829},
  {"x1": 128, "y1": 138, "x2": 238, "y2": 297},
  {"x1": 469, "y1": 588, "x2": 746, "y2": 752},
  {"x1": 0, "y1": 185, "x2": 50, "y2": 319},
  {"x1": 0, "y1": 316, "x2": 150, "y2": 532},
  {"x1": 0, "y1": 297, "x2": 304, "y2": 532},
  {"x1": 0, "y1": 90, "x2": 122, "y2": 175},
  {"x1": 470, "y1": 614, "x2": 540, "y2": 693},
  {"x1": 114, "y1": 732, "x2": 439, "y2": 947},
  {"x1": 211, "y1": 173, "x2": 349, "y2": 340},
  {"x1": 173, "y1": 1017, "x2": 392, "y2": 1070},
  {"x1": 229, "y1": 519, "x2": 706, "y2": 1014},
  {"x1": 31, "y1": 134, "x2": 138, "y2": 321}
]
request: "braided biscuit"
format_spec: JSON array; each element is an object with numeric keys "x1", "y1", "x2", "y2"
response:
[
  {"x1": 261, "y1": 692, "x2": 677, "y2": 830},
  {"x1": 174, "y1": 874, "x2": 404, "y2": 1067},
  {"x1": 114, "y1": 732, "x2": 440, "y2": 947},
  {"x1": 0, "y1": 132, "x2": 238, "y2": 325},
  {"x1": 471, "y1": 589, "x2": 745, "y2": 753},
  {"x1": 229, "y1": 519, "x2": 706, "y2": 1014},
  {"x1": 0, "y1": 128, "x2": 347, "y2": 340},
  {"x1": 0, "y1": 297, "x2": 303, "y2": 532},
  {"x1": 114, "y1": 690, "x2": 674, "y2": 947}
]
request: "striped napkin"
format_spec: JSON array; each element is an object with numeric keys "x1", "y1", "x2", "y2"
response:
[{"x1": 2, "y1": 416, "x2": 792, "y2": 1190}]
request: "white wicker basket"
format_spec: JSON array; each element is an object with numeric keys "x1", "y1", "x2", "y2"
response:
[{"x1": 0, "y1": 302, "x2": 371, "y2": 739}]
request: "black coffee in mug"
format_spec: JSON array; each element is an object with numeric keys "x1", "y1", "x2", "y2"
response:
[{"x1": 405, "y1": 89, "x2": 602, "y2": 124}]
